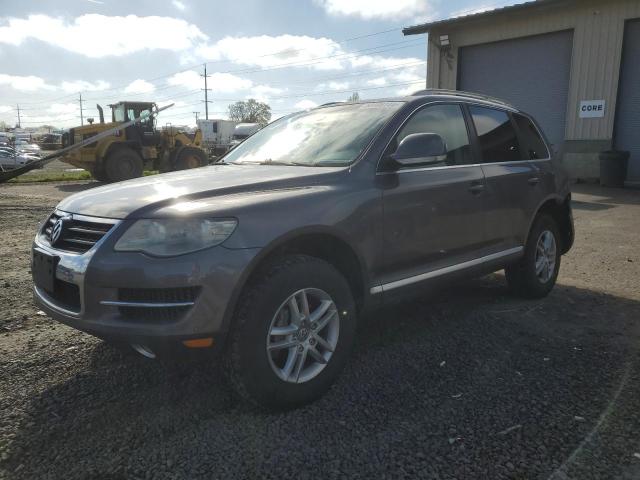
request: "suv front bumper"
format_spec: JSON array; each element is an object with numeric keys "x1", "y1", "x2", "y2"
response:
[{"x1": 33, "y1": 229, "x2": 260, "y2": 352}]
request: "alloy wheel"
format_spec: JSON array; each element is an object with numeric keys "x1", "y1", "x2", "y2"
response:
[
  {"x1": 266, "y1": 288, "x2": 339, "y2": 384},
  {"x1": 535, "y1": 230, "x2": 557, "y2": 283}
]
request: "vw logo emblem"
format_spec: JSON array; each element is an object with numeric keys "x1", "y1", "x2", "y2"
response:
[{"x1": 50, "y1": 218, "x2": 65, "y2": 245}]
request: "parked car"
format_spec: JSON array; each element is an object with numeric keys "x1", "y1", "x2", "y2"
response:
[
  {"x1": 16, "y1": 140, "x2": 41, "y2": 155},
  {"x1": 32, "y1": 90, "x2": 573, "y2": 409},
  {"x1": 0, "y1": 149, "x2": 36, "y2": 170}
]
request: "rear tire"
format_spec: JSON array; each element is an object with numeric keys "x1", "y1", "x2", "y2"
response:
[
  {"x1": 226, "y1": 255, "x2": 357, "y2": 410},
  {"x1": 104, "y1": 148, "x2": 143, "y2": 183},
  {"x1": 505, "y1": 214, "x2": 561, "y2": 299},
  {"x1": 174, "y1": 146, "x2": 207, "y2": 171}
]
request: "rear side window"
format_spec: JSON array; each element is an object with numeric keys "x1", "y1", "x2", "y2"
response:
[
  {"x1": 469, "y1": 106, "x2": 521, "y2": 163},
  {"x1": 393, "y1": 104, "x2": 473, "y2": 166},
  {"x1": 513, "y1": 113, "x2": 549, "y2": 160}
]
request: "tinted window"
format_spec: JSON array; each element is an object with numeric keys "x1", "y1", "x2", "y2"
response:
[
  {"x1": 393, "y1": 104, "x2": 472, "y2": 166},
  {"x1": 470, "y1": 106, "x2": 521, "y2": 163},
  {"x1": 513, "y1": 113, "x2": 549, "y2": 160}
]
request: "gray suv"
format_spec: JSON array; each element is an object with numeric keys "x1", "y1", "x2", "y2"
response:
[{"x1": 32, "y1": 90, "x2": 574, "y2": 409}]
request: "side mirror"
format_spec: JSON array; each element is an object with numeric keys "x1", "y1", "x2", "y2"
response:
[{"x1": 391, "y1": 133, "x2": 447, "y2": 166}]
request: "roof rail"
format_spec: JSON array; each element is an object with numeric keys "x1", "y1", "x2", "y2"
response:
[
  {"x1": 411, "y1": 89, "x2": 516, "y2": 109},
  {"x1": 318, "y1": 101, "x2": 346, "y2": 107}
]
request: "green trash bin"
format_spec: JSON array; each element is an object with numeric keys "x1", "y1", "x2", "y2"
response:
[{"x1": 599, "y1": 150, "x2": 630, "y2": 188}]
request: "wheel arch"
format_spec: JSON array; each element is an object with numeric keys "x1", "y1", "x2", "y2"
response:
[
  {"x1": 527, "y1": 193, "x2": 574, "y2": 254},
  {"x1": 221, "y1": 227, "x2": 370, "y2": 336}
]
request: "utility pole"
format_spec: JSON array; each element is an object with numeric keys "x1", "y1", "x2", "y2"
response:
[
  {"x1": 193, "y1": 111, "x2": 200, "y2": 123},
  {"x1": 79, "y1": 93, "x2": 84, "y2": 126},
  {"x1": 201, "y1": 63, "x2": 212, "y2": 120},
  {"x1": 16, "y1": 104, "x2": 21, "y2": 128}
]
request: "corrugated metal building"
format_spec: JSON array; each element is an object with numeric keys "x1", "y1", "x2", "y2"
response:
[{"x1": 404, "y1": 0, "x2": 640, "y2": 185}]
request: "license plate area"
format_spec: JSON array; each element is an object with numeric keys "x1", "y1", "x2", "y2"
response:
[{"x1": 33, "y1": 249, "x2": 58, "y2": 293}]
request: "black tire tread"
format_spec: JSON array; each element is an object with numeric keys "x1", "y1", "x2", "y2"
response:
[
  {"x1": 225, "y1": 254, "x2": 351, "y2": 409},
  {"x1": 506, "y1": 213, "x2": 561, "y2": 299},
  {"x1": 104, "y1": 147, "x2": 143, "y2": 182},
  {"x1": 174, "y1": 146, "x2": 207, "y2": 170}
]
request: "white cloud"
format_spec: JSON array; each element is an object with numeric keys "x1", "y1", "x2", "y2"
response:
[
  {"x1": 249, "y1": 85, "x2": 285, "y2": 102},
  {"x1": 0, "y1": 105, "x2": 12, "y2": 114},
  {"x1": 450, "y1": 4, "x2": 499, "y2": 18},
  {"x1": 47, "y1": 103, "x2": 77, "y2": 115},
  {"x1": 0, "y1": 14, "x2": 207, "y2": 58},
  {"x1": 167, "y1": 70, "x2": 252, "y2": 93},
  {"x1": 396, "y1": 84, "x2": 422, "y2": 96},
  {"x1": 317, "y1": 81, "x2": 350, "y2": 91},
  {"x1": 349, "y1": 55, "x2": 423, "y2": 70},
  {"x1": 167, "y1": 71, "x2": 201, "y2": 90},
  {"x1": 294, "y1": 100, "x2": 318, "y2": 110},
  {"x1": 172, "y1": 0, "x2": 186, "y2": 10},
  {"x1": 197, "y1": 34, "x2": 344, "y2": 70},
  {"x1": 315, "y1": 0, "x2": 433, "y2": 19},
  {"x1": 0, "y1": 73, "x2": 55, "y2": 92},
  {"x1": 366, "y1": 77, "x2": 388, "y2": 87},
  {"x1": 60, "y1": 79, "x2": 110, "y2": 93},
  {"x1": 124, "y1": 79, "x2": 156, "y2": 94}
]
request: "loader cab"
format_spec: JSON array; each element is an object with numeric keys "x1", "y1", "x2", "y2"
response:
[{"x1": 110, "y1": 101, "x2": 159, "y2": 146}]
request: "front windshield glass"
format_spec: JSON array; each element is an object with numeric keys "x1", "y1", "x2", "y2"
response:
[{"x1": 224, "y1": 102, "x2": 402, "y2": 166}]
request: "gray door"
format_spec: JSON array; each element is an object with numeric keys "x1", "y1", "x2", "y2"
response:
[
  {"x1": 378, "y1": 103, "x2": 486, "y2": 288},
  {"x1": 458, "y1": 30, "x2": 573, "y2": 150},
  {"x1": 614, "y1": 20, "x2": 640, "y2": 183},
  {"x1": 467, "y1": 106, "x2": 541, "y2": 251}
]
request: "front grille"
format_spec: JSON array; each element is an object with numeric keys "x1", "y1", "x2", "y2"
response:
[
  {"x1": 43, "y1": 211, "x2": 114, "y2": 254},
  {"x1": 44, "y1": 279, "x2": 81, "y2": 312},
  {"x1": 117, "y1": 287, "x2": 200, "y2": 323}
]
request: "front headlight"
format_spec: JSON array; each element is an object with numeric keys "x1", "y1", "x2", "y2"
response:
[{"x1": 114, "y1": 218, "x2": 237, "y2": 256}]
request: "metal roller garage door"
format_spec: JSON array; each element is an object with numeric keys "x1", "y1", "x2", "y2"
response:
[
  {"x1": 458, "y1": 30, "x2": 573, "y2": 150},
  {"x1": 614, "y1": 20, "x2": 640, "y2": 184}
]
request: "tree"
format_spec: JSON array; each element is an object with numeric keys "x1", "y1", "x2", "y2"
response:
[
  {"x1": 228, "y1": 99, "x2": 271, "y2": 125},
  {"x1": 347, "y1": 92, "x2": 360, "y2": 102}
]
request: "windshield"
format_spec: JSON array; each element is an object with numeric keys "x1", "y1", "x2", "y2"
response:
[{"x1": 224, "y1": 102, "x2": 402, "y2": 166}]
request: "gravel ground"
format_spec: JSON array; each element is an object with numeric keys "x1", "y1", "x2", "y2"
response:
[{"x1": 0, "y1": 181, "x2": 639, "y2": 480}]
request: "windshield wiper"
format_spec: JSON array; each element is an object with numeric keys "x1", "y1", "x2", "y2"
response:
[{"x1": 260, "y1": 159, "x2": 312, "y2": 166}]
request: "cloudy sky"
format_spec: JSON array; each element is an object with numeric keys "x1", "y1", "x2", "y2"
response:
[{"x1": 0, "y1": 0, "x2": 520, "y2": 128}]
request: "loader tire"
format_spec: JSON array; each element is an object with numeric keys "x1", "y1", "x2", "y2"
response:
[
  {"x1": 174, "y1": 147, "x2": 207, "y2": 171},
  {"x1": 90, "y1": 165, "x2": 109, "y2": 183},
  {"x1": 104, "y1": 148, "x2": 143, "y2": 183}
]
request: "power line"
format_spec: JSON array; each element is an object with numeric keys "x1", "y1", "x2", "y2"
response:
[
  {"x1": 68, "y1": 26, "x2": 409, "y2": 98},
  {"x1": 80, "y1": 59, "x2": 425, "y2": 107},
  {"x1": 40, "y1": 38, "x2": 424, "y2": 106}
]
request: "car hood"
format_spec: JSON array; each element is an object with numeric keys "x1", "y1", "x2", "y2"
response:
[{"x1": 57, "y1": 164, "x2": 346, "y2": 219}]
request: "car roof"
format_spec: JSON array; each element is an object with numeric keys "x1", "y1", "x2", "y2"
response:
[{"x1": 318, "y1": 89, "x2": 520, "y2": 113}]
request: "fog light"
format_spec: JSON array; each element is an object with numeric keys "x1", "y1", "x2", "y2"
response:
[{"x1": 182, "y1": 337, "x2": 214, "y2": 348}]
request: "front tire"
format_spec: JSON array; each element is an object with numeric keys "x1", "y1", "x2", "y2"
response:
[
  {"x1": 505, "y1": 214, "x2": 561, "y2": 298},
  {"x1": 104, "y1": 148, "x2": 143, "y2": 183},
  {"x1": 227, "y1": 255, "x2": 357, "y2": 410}
]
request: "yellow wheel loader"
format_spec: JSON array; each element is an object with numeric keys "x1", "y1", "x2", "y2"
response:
[{"x1": 60, "y1": 101, "x2": 207, "y2": 183}]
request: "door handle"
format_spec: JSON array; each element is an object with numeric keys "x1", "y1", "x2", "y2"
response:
[
  {"x1": 528, "y1": 177, "x2": 540, "y2": 186},
  {"x1": 468, "y1": 183, "x2": 485, "y2": 194}
]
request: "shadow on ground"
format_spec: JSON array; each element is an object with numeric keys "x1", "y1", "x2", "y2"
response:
[{"x1": 3, "y1": 275, "x2": 640, "y2": 479}]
